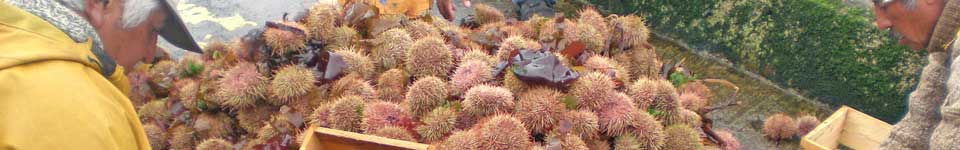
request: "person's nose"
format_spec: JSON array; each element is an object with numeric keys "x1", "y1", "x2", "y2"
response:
[{"x1": 874, "y1": 7, "x2": 893, "y2": 30}]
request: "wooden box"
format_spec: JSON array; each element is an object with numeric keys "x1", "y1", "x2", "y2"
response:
[
  {"x1": 300, "y1": 126, "x2": 432, "y2": 150},
  {"x1": 801, "y1": 106, "x2": 893, "y2": 150}
]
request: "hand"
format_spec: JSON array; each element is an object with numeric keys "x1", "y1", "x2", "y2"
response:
[{"x1": 438, "y1": 0, "x2": 472, "y2": 21}]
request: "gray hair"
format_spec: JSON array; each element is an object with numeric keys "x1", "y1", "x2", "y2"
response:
[
  {"x1": 59, "y1": 0, "x2": 160, "y2": 29},
  {"x1": 903, "y1": 0, "x2": 918, "y2": 10}
]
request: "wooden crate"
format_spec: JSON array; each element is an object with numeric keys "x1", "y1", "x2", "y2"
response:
[
  {"x1": 300, "y1": 126, "x2": 432, "y2": 150},
  {"x1": 801, "y1": 106, "x2": 892, "y2": 150}
]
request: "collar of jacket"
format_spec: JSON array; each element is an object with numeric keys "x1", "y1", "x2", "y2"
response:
[
  {"x1": 928, "y1": 0, "x2": 960, "y2": 52},
  {"x1": 4, "y1": 0, "x2": 117, "y2": 78}
]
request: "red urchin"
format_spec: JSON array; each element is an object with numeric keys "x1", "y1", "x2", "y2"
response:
[
  {"x1": 216, "y1": 62, "x2": 267, "y2": 109},
  {"x1": 796, "y1": 114, "x2": 820, "y2": 137},
  {"x1": 598, "y1": 92, "x2": 637, "y2": 137},
  {"x1": 714, "y1": 129, "x2": 741, "y2": 150},
  {"x1": 362, "y1": 101, "x2": 415, "y2": 133},
  {"x1": 450, "y1": 60, "x2": 494, "y2": 97}
]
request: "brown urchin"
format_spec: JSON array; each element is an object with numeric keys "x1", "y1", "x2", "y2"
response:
[
  {"x1": 372, "y1": 28, "x2": 413, "y2": 72},
  {"x1": 475, "y1": 115, "x2": 533, "y2": 150},
  {"x1": 328, "y1": 73, "x2": 378, "y2": 101},
  {"x1": 763, "y1": 113, "x2": 798, "y2": 142},
  {"x1": 268, "y1": 65, "x2": 316, "y2": 105},
  {"x1": 439, "y1": 130, "x2": 479, "y2": 150},
  {"x1": 328, "y1": 95, "x2": 367, "y2": 132},
  {"x1": 404, "y1": 76, "x2": 450, "y2": 117},
  {"x1": 473, "y1": 3, "x2": 505, "y2": 25},
  {"x1": 369, "y1": 125, "x2": 417, "y2": 142},
  {"x1": 405, "y1": 36, "x2": 454, "y2": 79},
  {"x1": 196, "y1": 138, "x2": 233, "y2": 150},
  {"x1": 462, "y1": 85, "x2": 515, "y2": 120},
  {"x1": 516, "y1": 87, "x2": 565, "y2": 134},
  {"x1": 663, "y1": 125, "x2": 704, "y2": 150},
  {"x1": 416, "y1": 106, "x2": 458, "y2": 143},
  {"x1": 336, "y1": 50, "x2": 377, "y2": 80},
  {"x1": 628, "y1": 111, "x2": 665, "y2": 150},
  {"x1": 566, "y1": 110, "x2": 600, "y2": 140},
  {"x1": 376, "y1": 69, "x2": 410, "y2": 103},
  {"x1": 263, "y1": 21, "x2": 309, "y2": 56},
  {"x1": 304, "y1": 3, "x2": 339, "y2": 41},
  {"x1": 570, "y1": 72, "x2": 616, "y2": 111}
]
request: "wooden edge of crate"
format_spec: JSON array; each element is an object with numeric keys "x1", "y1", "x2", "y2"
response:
[
  {"x1": 802, "y1": 106, "x2": 850, "y2": 150},
  {"x1": 300, "y1": 126, "x2": 432, "y2": 150},
  {"x1": 801, "y1": 106, "x2": 893, "y2": 150},
  {"x1": 836, "y1": 106, "x2": 892, "y2": 150}
]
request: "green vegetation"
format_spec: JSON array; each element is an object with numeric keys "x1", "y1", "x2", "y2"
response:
[{"x1": 563, "y1": 0, "x2": 926, "y2": 122}]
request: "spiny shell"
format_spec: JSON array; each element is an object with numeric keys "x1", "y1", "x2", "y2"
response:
[
  {"x1": 476, "y1": 115, "x2": 532, "y2": 150},
  {"x1": 263, "y1": 21, "x2": 309, "y2": 56},
  {"x1": 269, "y1": 65, "x2": 316, "y2": 105},
  {"x1": 571, "y1": 72, "x2": 615, "y2": 111},
  {"x1": 450, "y1": 60, "x2": 494, "y2": 96},
  {"x1": 373, "y1": 28, "x2": 413, "y2": 71},
  {"x1": 362, "y1": 101, "x2": 415, "y2": 132},
  {"x1": 405, "y1": 76, "x2": 449, "y2": 117},
  {"x1": 516, "y1": 87, "x2": 565, "y2": 134},
  {"x1": 405, "y1": 37, "x2": 454, "y2": 79},
  {"x1": 417, "y1": 106, "x2": 458, "y2": 143},
  {"x1": 369, "y1": 125, "x2": 417, "y2": 142},
  {"x1": 376, "y1": 69, "x2": 410, "y2": 103},
  {"x1": 216, "y1": 62, "x2": 267, "y2": 109}
]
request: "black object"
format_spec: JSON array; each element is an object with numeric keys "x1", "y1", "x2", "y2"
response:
[
  {"x1": 299, "y1": 50, "x2": 347, "y2": 84},
  {"x1": 509, "y1": 49, "x2": 579, "y2": 87}
]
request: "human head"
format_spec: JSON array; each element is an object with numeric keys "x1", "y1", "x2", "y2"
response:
[
  {"x1": 61, "y1": 0, "x2": 201, "y2": 69},
  {"x1": 872, "y1": 0, "x2": 947, "y2": 51}
]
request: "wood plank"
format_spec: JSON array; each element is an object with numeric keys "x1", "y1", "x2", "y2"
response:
[
  {"x1": 300, "y1": 126, "x2": 431, "y2": 150},
  {"x1": 802, "y1": 106, "x2": 849, "y2": 150},
  {"x1": 837, "y1": 107, "x2": 892, "y2": 150}
]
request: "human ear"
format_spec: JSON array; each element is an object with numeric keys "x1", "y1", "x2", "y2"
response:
[{"x1": 84, "y1": 0, "x2": 107, "y2": 28}]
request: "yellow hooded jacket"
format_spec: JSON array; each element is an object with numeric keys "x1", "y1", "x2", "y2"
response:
[{"x1": 0, "y1": 2, "x2": 150, "y2": 150}]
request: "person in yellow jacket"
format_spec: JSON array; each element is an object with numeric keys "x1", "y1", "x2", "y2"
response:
[{"x1": 0, "y1": 0, "x2": 202, "y2": 149}]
